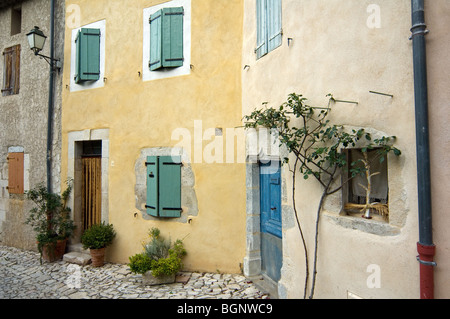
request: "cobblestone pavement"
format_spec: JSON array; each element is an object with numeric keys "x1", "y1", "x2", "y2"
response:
[{"x1": 0, "y1": 245, "x2": 269, "y2": 299}]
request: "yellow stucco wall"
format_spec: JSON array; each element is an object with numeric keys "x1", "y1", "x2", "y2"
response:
[{"x1": 61, "y1": 0, "x2": 246, "y2": 273}]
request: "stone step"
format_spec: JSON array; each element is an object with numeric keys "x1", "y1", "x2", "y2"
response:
[
  {"x1": 63, "y1": 251, "x2": 91, "y2": 266},
  {"x1": 64, "y1": 243, "x2": 91, "y2": 265},
  {"x1": 67, "y1": 243, "x2": 90, "y2": 254}
]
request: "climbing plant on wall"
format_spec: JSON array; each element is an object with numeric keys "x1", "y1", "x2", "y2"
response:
[{"x1": 243, "y1": 93, "x2": 401, "y2": 298}]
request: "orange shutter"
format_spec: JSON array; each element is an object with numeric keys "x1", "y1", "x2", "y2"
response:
[{"x1": 7, "y1": 152, "x2": 24, "y2": 194}]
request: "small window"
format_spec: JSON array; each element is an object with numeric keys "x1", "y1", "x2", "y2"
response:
[
  {"x1": 256, "y1": 0, "x2": 282, "y2": 59},
  {"x1": 75, "y1": 28, "x2": 101, "y2": 83},
  {"x1": 343, "y1": 148, "x2": 389, "y2": 221},
  {"x1": 149, "y1": 7, "x2": 184, "y2": 71},
  {"x1": 146, "y1": 156, "x2": 182, "y2": 218},
  {"x1": 2, "y1": 44, "x2": 20, "y2": 96},
  {"x1": 11, "y1": 6, "x2": 22, "y2": 36},
  {"x1": 7, "y1": 152, "x2": 24, "y2": 194},
  {"x1": 82, "y1": 140, "x2": 102, "y2": 157}
]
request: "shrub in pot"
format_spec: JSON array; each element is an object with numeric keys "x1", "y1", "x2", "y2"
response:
[
  {"x1": 81, "y1": 222, "x2": 116, "y2": 267},
  {"x1": 25, "y1": 180, "x2": 75, "y2": 263},
  {"x1": 128, "y1": 228, "x2": 186, "y2": 285}
]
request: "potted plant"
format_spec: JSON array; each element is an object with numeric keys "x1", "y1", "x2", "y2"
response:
[
  {"x1": 81, "y1": 222, "x2": 116, "y2": 267},
  {"x1": 25, "y1": 180, "x2": 75, "y2": 263},
  {"x1": 128, "y1": 228, "x2": 186, "y2": 285}
]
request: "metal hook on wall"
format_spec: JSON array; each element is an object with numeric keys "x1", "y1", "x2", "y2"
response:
[{"x1": 369, "y1": 91, "x2": 394, "y2": 98}]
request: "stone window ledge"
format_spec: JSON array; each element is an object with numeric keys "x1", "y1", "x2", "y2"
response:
[{"x1": 324, "y1": 212, "x2": 401, "y2": 236}]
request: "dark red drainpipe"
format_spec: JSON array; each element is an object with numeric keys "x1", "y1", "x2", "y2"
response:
[{"x1": 410, "y1": 0, "x2": 436, "y2": 299}]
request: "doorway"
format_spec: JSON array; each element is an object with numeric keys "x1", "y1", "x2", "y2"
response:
[
  {"x1": 67, "y1": 129, "x2": 109, "y2": 245},
  {"x1": 259, "y1": 161, "x2": 282, "y2": 284},
  {"x1": 81, "y1": 141, "x2": 102, "y2": 231}
]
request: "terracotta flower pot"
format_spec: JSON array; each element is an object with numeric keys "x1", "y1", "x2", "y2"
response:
[
  {"x1": 41, "y1": 239, "x2": 67, "y2": 262},
  {"x1": 90, "y1": 247, "x2": 106, "y2": 267}
]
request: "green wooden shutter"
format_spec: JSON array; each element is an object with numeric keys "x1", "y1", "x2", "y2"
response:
[
  {"x1": 75, "y1": 28, "x2": 101, "y2": 83},
  {"x1": 75, "y1": 30, "x2": 81, "y2": 82},
  {"x1": 149, "y1": 10, "x2": 163, "y2": 71},
  {"x1": 158, "y1": 156, "x2": 182, "y2": 218},
  {"x1": 149, "y1": 7, "x2": 184, "y2": 70},
  {"x1": 267, "y1": 0, "x2": 282, "y2": 52},
  {"x1": 146, "y1": 156, "x2": 159, "y2": 217},
  {"x1": 161, "y1": 7, "x2": 184, "y2": 68},
  {"x1": 256, "y1": 0, "x2": 268, "y2": 59}
]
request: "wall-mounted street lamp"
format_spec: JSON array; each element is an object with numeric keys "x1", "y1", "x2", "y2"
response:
[{"x1": 26, "y1": 26, "x2": 61, "y2": 70}]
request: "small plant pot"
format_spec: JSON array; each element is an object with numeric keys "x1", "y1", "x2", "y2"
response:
[
  {"x1": 142, "y1": 271, "x2": 175, "y2": 286},
  {"x1": 90, "y1": 247, "x2": 106, "y2": 267},
  {"x1": 40, "y1": 239, "x2": 67, "y2": 263}
]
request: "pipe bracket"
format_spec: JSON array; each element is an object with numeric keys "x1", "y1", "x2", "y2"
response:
[
  {"x1": 409, "y1": 23, "x2": 429, "y2": 40},
  {"x1": 416, "y1": 256, "x2": 437, "y2": 267}
]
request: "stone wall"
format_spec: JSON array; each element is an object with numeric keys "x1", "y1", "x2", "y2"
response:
[{"x1": 0, "y1": 0, "x2": 65, "y2": 249}]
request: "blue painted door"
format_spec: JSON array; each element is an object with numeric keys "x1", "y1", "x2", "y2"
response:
[{"x1": 260, "y1": 161, "x2": 282, "y2": 283}]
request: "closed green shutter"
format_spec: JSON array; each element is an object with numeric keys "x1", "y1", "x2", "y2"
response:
[
  {"x1": 75, "y1": 28, "x2": 101, "y2": 83},
  {"x1": 146, "y1": 156, "x2": 159, "y2": 217},
  {"x1": 158, "y1": 156, "x2": 182, "y2": 218},
  {"x1": 267, "y1": 0, "x2": 282, "y2": 52},
  {"x1": 256, "y1": 0, "x2": 268, "y2": 59},
  {"x1": 149, "y1": 7, "x2": 184, "y2": 71},
  {"x1": 145, "y1": 156, "x2": 182, "y2": 218},
  {"x1": 149, "y1": 10, "x2": 163, "y2": 71}
]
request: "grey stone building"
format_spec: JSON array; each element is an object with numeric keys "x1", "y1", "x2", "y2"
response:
[{"x1": 0, "y1": 0, "x2": 65, "y2": 250}]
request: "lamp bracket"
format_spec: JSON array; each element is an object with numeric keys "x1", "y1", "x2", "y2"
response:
[{"x1": 35, "y1": 52, "x2": 61, "y2": 71}]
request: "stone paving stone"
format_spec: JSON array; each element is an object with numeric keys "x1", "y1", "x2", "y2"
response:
[{"x1": 0, "y1": 245, "x2": 270, "y2": 299}]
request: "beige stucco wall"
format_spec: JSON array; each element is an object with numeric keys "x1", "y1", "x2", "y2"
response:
[
  {"x1": 242, "y1": 0, "x2": 427, "y2": 298},
  {"x1": 425, "y1": 0, "x2": 450, "y2": 299},
  {"x1": 61, "y1": 0, "x2": 246, "y2": 273}
]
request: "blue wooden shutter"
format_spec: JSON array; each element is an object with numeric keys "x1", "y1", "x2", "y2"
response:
[
  {"x1": 162, "y1": 7, "x2": 184, "y2": 68},
  {"x1": 158, "y1": 156, "x2": 182, "y2": 218},
  {"x1": 256, "y1": 0, "x2": 268, "y2": 59},
  {"x1": 75, "y1": 28, "x2": 101, "y2": 83},
  {"x1": 267, "y1": 0, "x2": 282, "y2": 52},
  {"x1": 149, "y1": 10, "x2": 163, "y2": 71},
  {"x1": 146, "y1": 156, "x2": 159, "y2": 217},
  {"x1": 260, "y1": 161, "x2": 282, "y2": 238}
]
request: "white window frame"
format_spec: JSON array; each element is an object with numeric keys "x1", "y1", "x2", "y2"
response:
[{"x1": 70, "y1": 20, "x2": 106, "y2": 92}]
